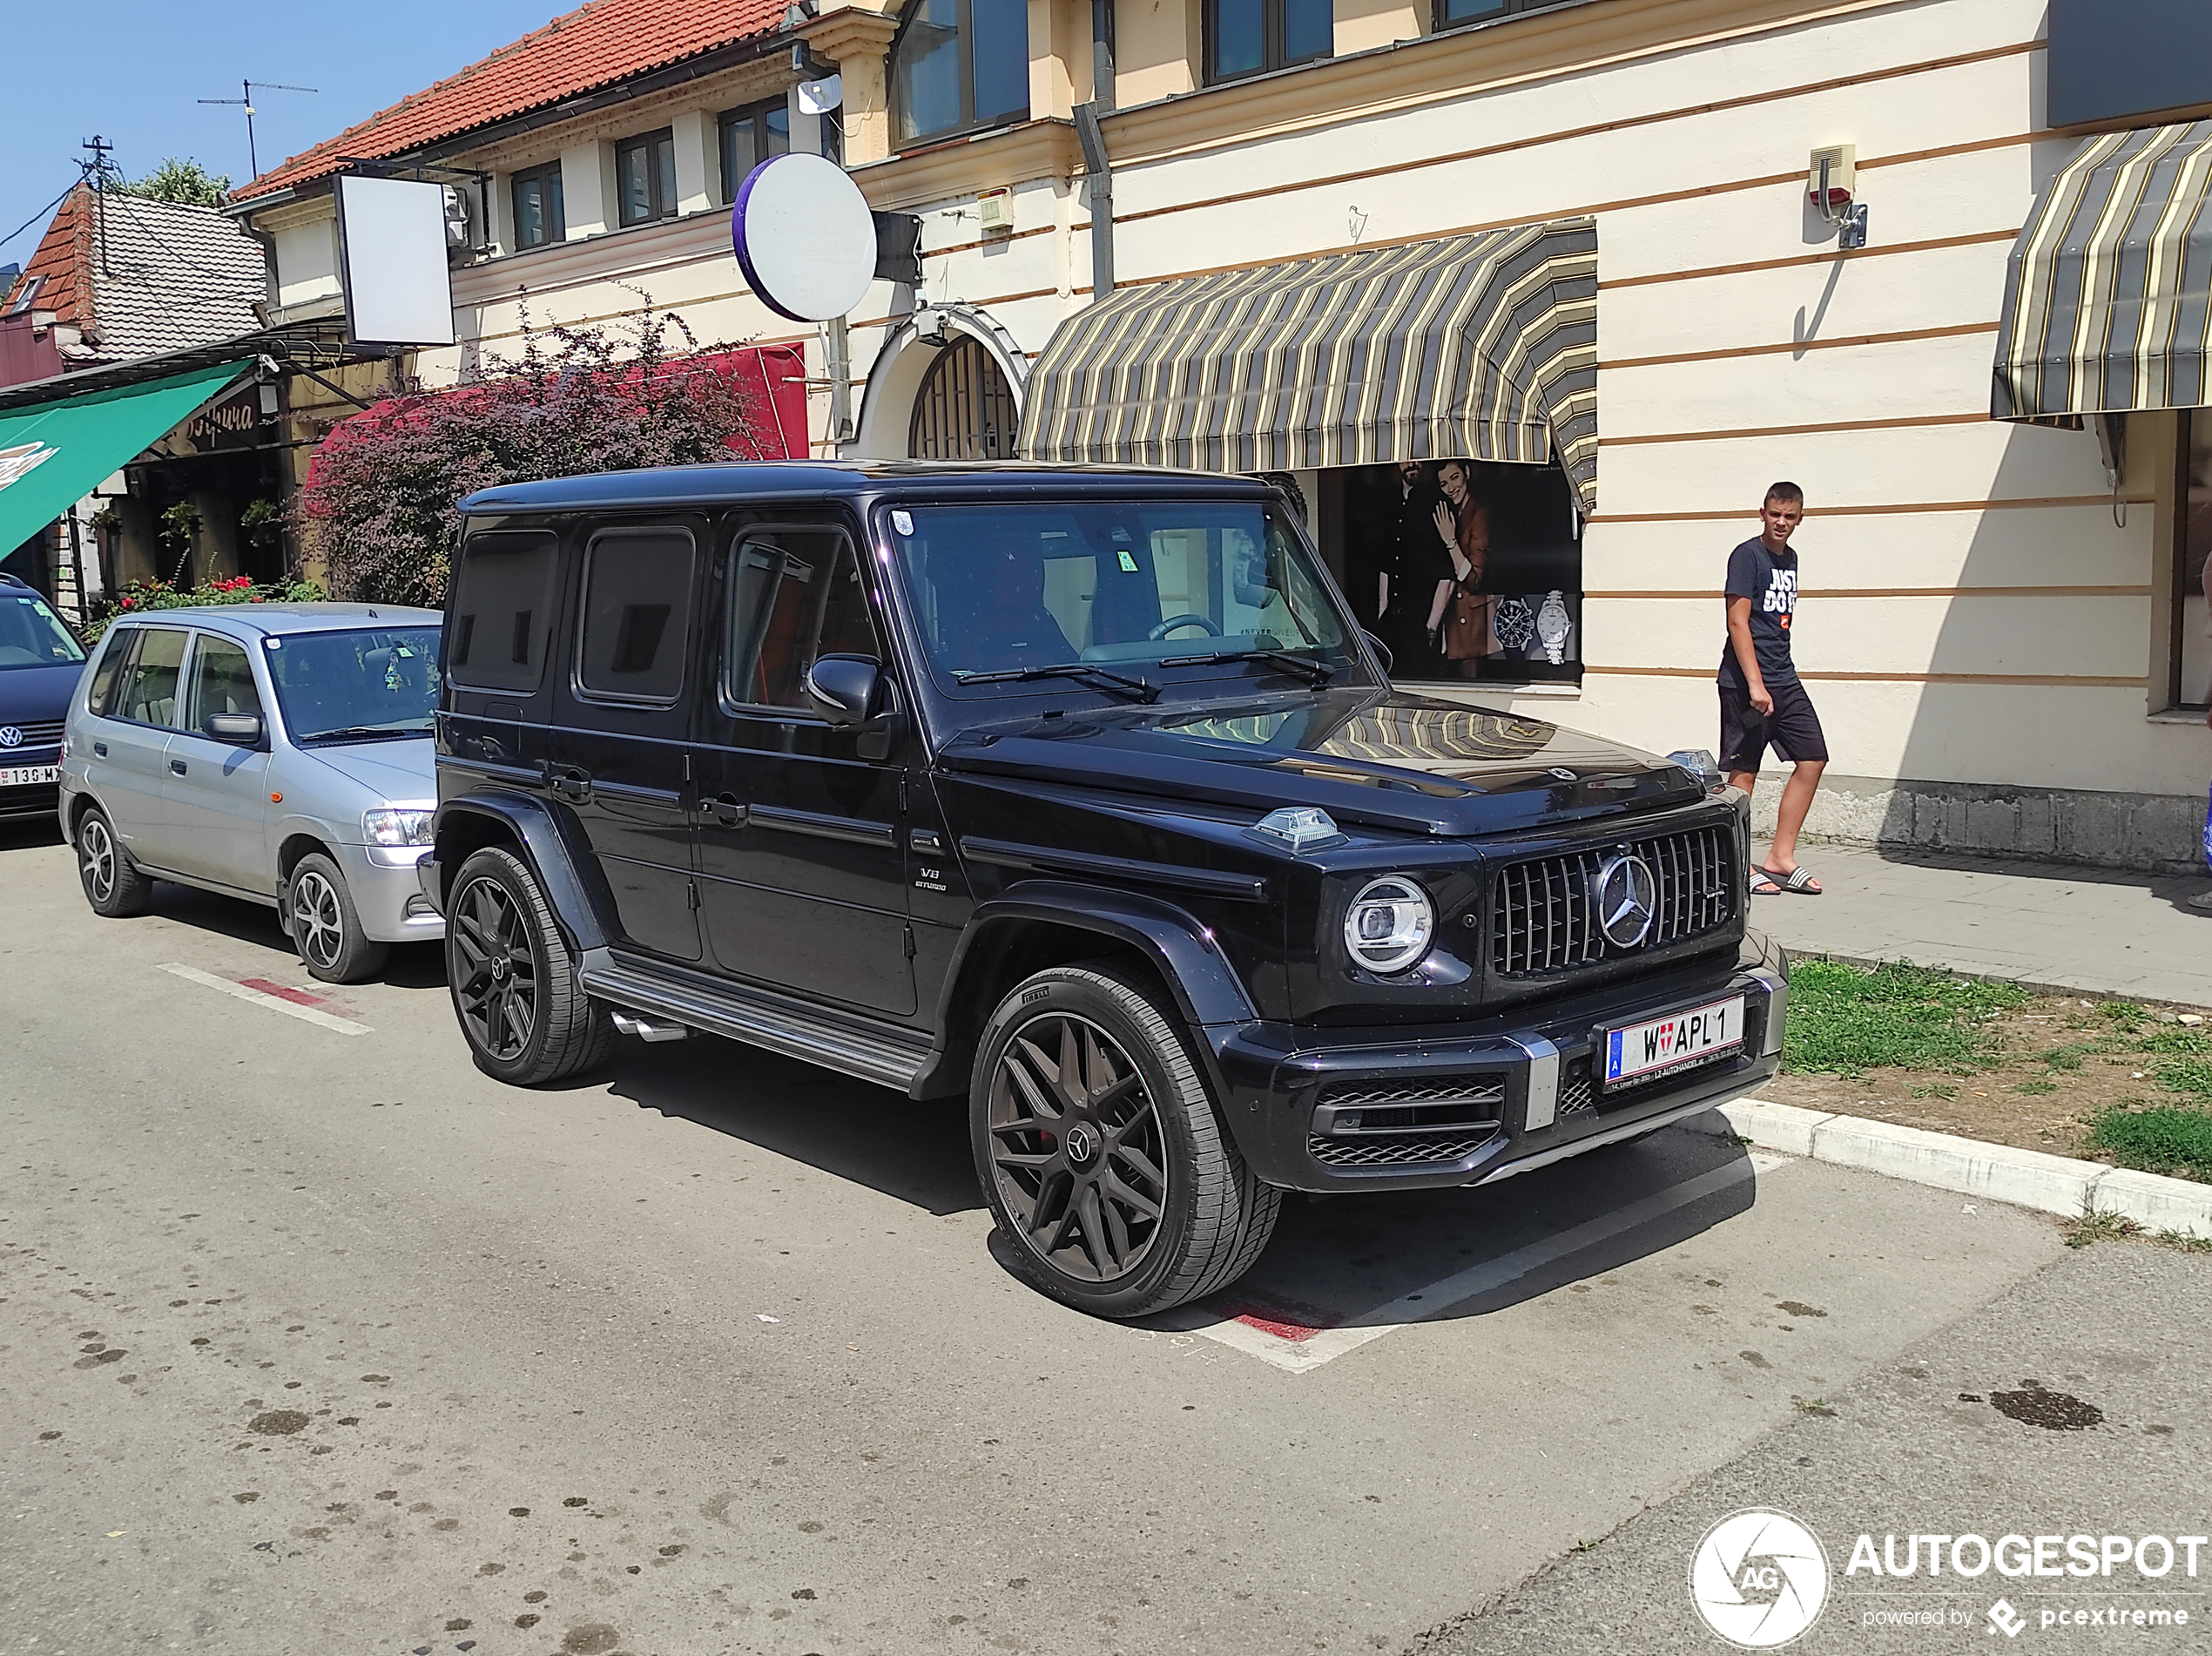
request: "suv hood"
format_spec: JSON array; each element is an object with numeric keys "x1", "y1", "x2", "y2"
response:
[
  {"x1": 938, "y1": 687, "x2": 1704, "y2": 837},
  {"x1": 1, "y1": 661, "x2": 87, "y2": 727}
]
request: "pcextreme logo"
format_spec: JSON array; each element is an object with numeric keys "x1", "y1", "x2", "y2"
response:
[{"x1": 1689, "y1": 1508, "x2": 1831, "y2": 1648}]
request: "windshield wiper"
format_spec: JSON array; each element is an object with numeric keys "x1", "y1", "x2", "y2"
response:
[
  {"x1": 954, "y1": 663, "x2": 1160, "y2": 704},
  {"x1": 1157, "y1": 647, "x2": 1337, "y2": 686},
  {"x1": 299, "y1": 724, "x2": 434, "y2": 744}
]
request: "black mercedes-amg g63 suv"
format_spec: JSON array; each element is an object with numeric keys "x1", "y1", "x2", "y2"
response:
[{"x1": 420, "y1": 462, "x2": 1785, "y2": 1318}]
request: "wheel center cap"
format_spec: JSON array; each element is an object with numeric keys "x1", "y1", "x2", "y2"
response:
[
  {"x1": 491, "y1": 955, "x2": 511, "y2": 981},
  {"x1": 1063, "y1": 1122, "x2": 1099, "y2": 1167}
]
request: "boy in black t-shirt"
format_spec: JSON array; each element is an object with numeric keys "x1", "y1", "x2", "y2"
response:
[{"x1": 1720, "y1": 481, "x2": 1827, "y2": 896}]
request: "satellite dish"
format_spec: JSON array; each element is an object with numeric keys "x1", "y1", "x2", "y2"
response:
[
  {"x1": 732, "y1": 152, "x2": 876, "y2": 324},
  {"x1": 797, "y1": 75, "x2": 842, "y2": 115}
]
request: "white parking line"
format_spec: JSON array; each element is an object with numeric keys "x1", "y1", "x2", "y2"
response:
[
  {"x1": 158, "y1": 963, "x2": 374, "y2": 1036},
  {"x1": 1160, "y1": 1152, "x2": 1791, "y2": 1373}
]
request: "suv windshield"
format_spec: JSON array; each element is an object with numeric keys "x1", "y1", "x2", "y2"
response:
[
  {"x1": 265, "y1": 626, "x2": 441, "y2": 744},
  {"x1": 0, "y1": 585, "x2": 86, "y2": 670},
  {"x1": 884, "y1": 499, "x2": 1352, "y2": 689}
]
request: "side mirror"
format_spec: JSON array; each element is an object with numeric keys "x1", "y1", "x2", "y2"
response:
[
  {"x1": 803, "y1": 654, "x2": 885, "y2": 726},
  {"x1": 1361, "y1": 630, "x2": 1394, "y2": 674},
  {"x1": 206, "y1": 713, "x2": 264, "y2": 747}
]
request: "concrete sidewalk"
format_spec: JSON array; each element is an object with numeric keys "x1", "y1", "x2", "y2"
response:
[{"x1": 1751, "y1": 842, "x2": 2212, "y2": 1007}]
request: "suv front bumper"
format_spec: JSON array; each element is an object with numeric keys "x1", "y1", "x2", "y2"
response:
[{"x1": 1202, "y1": 934, "x2": 1785, "y2": 1193}]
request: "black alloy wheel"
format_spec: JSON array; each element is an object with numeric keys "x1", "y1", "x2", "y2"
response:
[
  {"x1": 450, "y1": 870, "x2": 540, "y2": 1064},
  {"x1": 443, "y1": 845, "x2": 613, "y2": 1085},
  {"x1": 987, "y1": 1010, "x2": 1171, "y2": 1284},
  {"x1": 971, "y1": 963, "x2": 1280, "y2": 1318}
]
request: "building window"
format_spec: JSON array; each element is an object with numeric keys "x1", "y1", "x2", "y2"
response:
[
  {"x1": 719, "y1": 98, "x2": 792, "y2": 201},
  {"x1": 908, "y1": 335, "x2": 1018, "y2": 460},
  {"x1": 509, "y1": 162, "x2": 565, "y2": 248},
  {"x1": 1206, "y1": 0, "x2": 1332, "y2": 83},
  {"x1": 2175, "y1": 411, "x2": 2211, "y2": 711},
  {"x1": 615, "y1": 128, "x2": 678, "y2": 226},
  {"x1": 889, "y1": 0, "x2": 1029, "y2": 148},
  {"x1": 1434, "y1": 0, "x2": 1578, "y2": 29}
]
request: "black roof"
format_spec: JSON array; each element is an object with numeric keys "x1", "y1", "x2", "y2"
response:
[{"x1": 456, "y1": 460, "x2": 1277, "y2": 516}]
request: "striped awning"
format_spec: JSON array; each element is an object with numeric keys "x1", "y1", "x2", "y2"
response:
[
  {"x1": 1993, "y1": 121, "x2": 2212, "y2": 420},
  {"x1": 1018, "y1": 219, "x2": 1599, "y2": 512}
]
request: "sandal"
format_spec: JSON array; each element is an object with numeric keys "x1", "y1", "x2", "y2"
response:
[
  {"x1": 1759, "y1": 864, "x2": 1822, "y2": 896},
  {"x1": 1750, "y1": 869, "x2": 1784, "y2": 896}
]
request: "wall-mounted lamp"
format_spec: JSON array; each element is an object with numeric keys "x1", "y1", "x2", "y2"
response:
[
  {"x1": 914, "y1": 307, "x2": 952, "y2": 348},
  {"x1": 1809, "y1": 145, "x2": 1869, "y2": 249}
]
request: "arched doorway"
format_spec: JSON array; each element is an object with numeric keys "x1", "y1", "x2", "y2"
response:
[{"x1": 908, "y1": 335, "x2": 1018, "y2": 459}]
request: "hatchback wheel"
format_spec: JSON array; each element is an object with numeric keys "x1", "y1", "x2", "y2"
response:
[
  {"x1": 76, "y1": 807, "x2": 152, "y2": 917},
  {"x1": 445, "y1": 845, "x2": 613, "y2": 1085},
  {"x1": 287, "y1": 852, "x2": 389, "y2": 984},
  {"x1": 971, "y1": 963, "x2": 1280, "y2": 1318}
]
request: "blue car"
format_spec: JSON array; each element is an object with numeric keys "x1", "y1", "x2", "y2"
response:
[{"x1": 0, "y1": 572, "x2": 87, "y2": 824}]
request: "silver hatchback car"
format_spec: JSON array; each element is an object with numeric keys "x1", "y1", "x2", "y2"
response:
[{"x1": 59, "y1": 603, "x2": 445, "y2": 982}]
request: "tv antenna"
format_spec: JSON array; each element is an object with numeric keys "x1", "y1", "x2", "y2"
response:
[{"x1": 197, "y1": 79, "x2": 319, "y2": 180}]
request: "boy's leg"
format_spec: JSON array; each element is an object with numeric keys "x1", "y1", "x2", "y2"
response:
[
  {"x1": 1759, "y1": 679, "x2": 1829, "y2": 885},
  {"x1": 1766, "y1": 759, "x2": 1826, "y2": 875}
]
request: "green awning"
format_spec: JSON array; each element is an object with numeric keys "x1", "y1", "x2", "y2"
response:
[{"x1": 0, "y1": 361, "x2": 252, "y2": 553}]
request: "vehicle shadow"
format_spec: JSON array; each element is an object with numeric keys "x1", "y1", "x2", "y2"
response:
[{"x1": 599, "y1": 1038, "x2": 982, "y2": 1217}]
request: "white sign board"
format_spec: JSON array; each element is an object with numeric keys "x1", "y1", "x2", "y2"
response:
[
  {"x1": 335, "y1": 175, "x2": 457, "y2": 349},
  {"x1": 732, "y1": 152, "x2": 876, "y2": 324}
]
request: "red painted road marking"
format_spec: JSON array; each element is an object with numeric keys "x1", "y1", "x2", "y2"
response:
[
  {"x1": 237, "y1": 977, "x2": 330, "y2": 1009},
  {"x1": 1210, "y1": 1293, "x2": 1344, "y2": 1344}
]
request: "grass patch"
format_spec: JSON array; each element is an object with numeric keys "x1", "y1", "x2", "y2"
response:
[
  {"x1": 2011, "y1": 1078, "x2": 2058, "y2": 1096},
  {"x1": 2158, "y1": 1058, "x2": 2212, "y2": 1100},
  {"x1": 2084, "y1": 1105, "x2": 2212, "y2": 1182},
  {"x1": 1784, "y1": 960, "x2": 2029, "y2": 1080},
  {"x1": 1912, "y1": 1082, "x2": 1959, "y2": 1101},
  {"x1": 2139, "y1": 1026, "x2": 2212, "y2": 1057},
  {"x1": 2098, "y1": 999, "x2": 2147, "y2": 1026},
  {"x1": 2062, "y1": 1209, "x2": 2147, "y2": 1248}
]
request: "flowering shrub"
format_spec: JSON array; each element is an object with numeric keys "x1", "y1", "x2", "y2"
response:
[
  {"x1": 85, "y1": 575, "x2": 325, "y2": 642},
  {"x1": 299, "y1": 301, "x2": 772, "y2": 608}
]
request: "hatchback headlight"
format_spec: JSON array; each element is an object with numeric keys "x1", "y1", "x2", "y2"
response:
[
  {"x1": 1344, "y1": 875, "x2": 1434, "y2": 975},
  {"x1": 364, "y1": 808, "x2": 435, "y2": 847}
]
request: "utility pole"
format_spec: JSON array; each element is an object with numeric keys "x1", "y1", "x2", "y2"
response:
[
  {"x1": 80, "y1": 135, "x2": 117, "y2": 276},
  {"x1": 196, "y1": 79, "x2": 318, "y2": 180}
]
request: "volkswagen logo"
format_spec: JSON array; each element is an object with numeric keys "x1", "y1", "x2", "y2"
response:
[
  {"x1": 1594, "y1": 852, "x2": 1658, "y2": 949},
  {"x1": 0, "y1": 727, "x2": 19, "y2": 749}
]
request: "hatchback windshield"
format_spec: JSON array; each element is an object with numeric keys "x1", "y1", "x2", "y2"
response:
[
  {"x1": 265, "y1": 626, "x2": 441, "y2": 744},
  {"x1": 0, "y1": 586, "x2": 86, "y2": 669},
  {"x1": 885, "y1": 500, "x2": 1352, "y2": 687}
]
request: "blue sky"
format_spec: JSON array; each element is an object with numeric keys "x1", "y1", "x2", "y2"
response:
[{"x1": 1, "y1": 0, "x2": 563, "y2": 266}]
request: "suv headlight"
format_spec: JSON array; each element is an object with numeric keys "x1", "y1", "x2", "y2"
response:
[
  {"x1": 363, "y1": 808, "x2": 435, "y2": 847},
  {"x1": 1344, "y1": 875, "x2": 1434, "y2": 975}
]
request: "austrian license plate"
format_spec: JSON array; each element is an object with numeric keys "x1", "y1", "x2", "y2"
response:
[
  {"x1": 0, "y1": 765, "x2": 57, "y2": 787},
  {"x1": 1602, "y1": 995, "x2": 1745, "y2": 1086}
]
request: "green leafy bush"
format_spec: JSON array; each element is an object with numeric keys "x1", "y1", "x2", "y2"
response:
[
  {"x1": 1783, "y1": 959, "x2": 2028, "y2": 1079},
  {"x1": 84, "y1": 575, "x2": 324, "y2": 643}
]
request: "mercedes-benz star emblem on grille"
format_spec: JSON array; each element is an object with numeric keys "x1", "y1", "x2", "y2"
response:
[
  {"x1": 0, "y1": 727, "x2": 20, "y2": 749},
  {"x1": 1595, "y1": 853, "x2": 1658, "y2": 949}
]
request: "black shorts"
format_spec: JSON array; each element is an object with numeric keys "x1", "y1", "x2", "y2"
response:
[{"x1": 1719, "y1": 677, "x2": 1828, "y2": 771}]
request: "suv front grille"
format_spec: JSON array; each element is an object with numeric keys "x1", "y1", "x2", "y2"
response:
[
  {"x1": 1490, "y1": 822, "x2": 1735, "y2": 978},
  {"x1": 1309, "y1": 1074, "x2": 1505, "y2": 1168},
  {"x1": 0, "y1": 720, "x2": 63, "y2": 749}
]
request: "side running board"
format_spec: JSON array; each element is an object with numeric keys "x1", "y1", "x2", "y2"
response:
[{"x1": 579, "y1": 950, "x2": 934, "y2": 1094}]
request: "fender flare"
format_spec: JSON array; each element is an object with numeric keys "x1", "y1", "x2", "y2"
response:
[{"x1": 429, "y1": 789, "x2": 617, "y2": 954}]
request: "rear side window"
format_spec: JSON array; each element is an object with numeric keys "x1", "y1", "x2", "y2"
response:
[
  {"x1": 85, "y1": 627, "x2": 131, "y2": 715},
  {"x1": 112, "y1": 627, "x2": 191, "y2": 727},
  {"x1": 727, "y1": 530, "x2": 879, "y2": 711},
  {"x1": 448, "y1": 529, "x2": 558, "y2": 692},
  {"x1": 577, "y1": 528, "x2": 696, "y2": 702}
]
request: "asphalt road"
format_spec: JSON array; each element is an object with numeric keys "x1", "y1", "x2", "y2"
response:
[{"x1": 2, "y1": 819, "x2": 2196, "y2": 1656}]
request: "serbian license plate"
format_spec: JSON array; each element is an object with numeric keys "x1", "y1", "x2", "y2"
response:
[
  {"x1": 0, "y1": 765, "x2": 57, "y2": 787},
  {"x1": 1603, "y1": 995, "x2": 1745, "y2": 1086}
]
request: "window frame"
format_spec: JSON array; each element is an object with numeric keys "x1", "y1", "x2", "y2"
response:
[
  {"x1": 888, "y1": 0, "x2": 1032, "y2": 150},
  {"x1": 720, "y1": 524, "x2": 882, "y2": 720},
  {"x1": 571, "y1": 524, "x2": 700, "y2": 707},
  {"x1": 2166, "y1": 408, "x2": 2211, "y2": 714},
  {"x1": 180, "y1": 632, "x2": 267, "y2": 742},
  {"x1": 1432, "y1": 0, "x2": 1589, "y2": 34},
  {"x1": 105, "y1": 625, "x2": 193, "y2": 731},
  {"x1": 509, "y1": 159, "x2": 566, "y2": 249},
  {"x1": 446, "y1": 527, "x2": 561, "y2": 697},
  {"x1": 1204, "y1": 0, "x2": 1334, "y2": 85},
  {"x1": 613, "y1": 126, "x2": 679, "y2": 227},
  {"x1": 718, "y1": 98, "x2": 792, "y2": 205}
]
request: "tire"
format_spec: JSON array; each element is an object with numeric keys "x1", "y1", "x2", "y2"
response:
[
  {"x1": 285, "y1": 852, "x2": 391, "y2": 985},
  {"x1": 444, "y1": 845, "x2": 613, "y2": 1085},
  {"x1": 970, "y1": 962, "x2": 1280, "y2": 1319},
  {"x1": 75, "y1": 806, "x2": 152, "y2": 918}
]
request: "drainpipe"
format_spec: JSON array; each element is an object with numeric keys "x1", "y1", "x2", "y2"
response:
[
  {"x1": 1092, "y1": 0, "x2": 1116, "y2": 113},
  {"x1": 1074, "y1": 102, "x2": 1113, "y2": 300}
]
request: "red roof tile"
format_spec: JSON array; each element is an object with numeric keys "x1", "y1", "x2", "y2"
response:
[
  {"x1": 238, "y1": 0, "x2": 788, "y2": 200},
  {"x1": 12, "y1": 187, "x2": 96, "y2": 332}
]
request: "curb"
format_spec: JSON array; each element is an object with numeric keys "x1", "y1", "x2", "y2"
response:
[{"x1": 1689, "y1": 1098, "x2": 2212, "y2": 1236}]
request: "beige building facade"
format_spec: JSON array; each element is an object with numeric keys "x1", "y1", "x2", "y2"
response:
[{"x1": 240, "y1": 0, "x2": 2212, "y2": 872}]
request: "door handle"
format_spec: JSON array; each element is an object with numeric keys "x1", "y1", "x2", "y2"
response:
[
  {"x1": 708, "y1": 792, "x2": 747, "y2": 828},
  {"x1": 168, "y1": 758, "x2": 187, "y2": 776},
  {"x1": 93, "y1": 741, "x2": 107, "y2": 758},
  {"x1": 549, "y1": 767, "x2": 591, "y2": 803}
]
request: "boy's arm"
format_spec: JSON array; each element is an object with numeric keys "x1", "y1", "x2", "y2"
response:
[{"x1": 1726, "y1": 595, "x2": 1772, "y2": 715}]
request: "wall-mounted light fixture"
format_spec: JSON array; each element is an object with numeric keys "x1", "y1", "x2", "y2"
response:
[{"x1": 1809, "y1": 145, "x2": 1869, "y2": 249}]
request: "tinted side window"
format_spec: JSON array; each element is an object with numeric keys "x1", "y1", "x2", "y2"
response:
[
  {"x1": 112, "y1": 627, "x2": 191, "y2": 727},
  {"x1": 577, "y1": 528, "x2": 696, "y2": 702},
  {"x1": 85, "y1": 627, "x2": 132, "y2": 716},
  {"x1": 448, "y1": 530, "x2": 558, "y2": 692},
  {"x1": 185, "y1": 637, "x2": 265, "y2": 732},
  {"x1": 727, "y1": 531, "x2": 879, "y2": 711}
]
